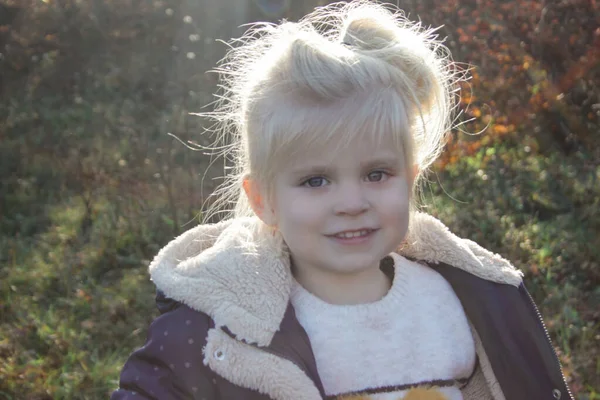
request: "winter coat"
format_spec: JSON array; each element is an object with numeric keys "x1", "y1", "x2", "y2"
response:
[{"x1": 111, "y1": 213, "x2": 573, "y2": 400}]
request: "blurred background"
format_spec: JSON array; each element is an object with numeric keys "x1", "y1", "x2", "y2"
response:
[{"x1": 0, "y1": 0, "x2": 598, "y2": 398}]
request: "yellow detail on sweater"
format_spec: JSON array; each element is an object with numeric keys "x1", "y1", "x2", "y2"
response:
[{"x1": 337, "y1": 387, "x2": 448, "y2": 400}]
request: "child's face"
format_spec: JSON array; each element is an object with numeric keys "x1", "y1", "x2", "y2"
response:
[{"x1": 270, "y1": 134, "x2": 412, "y2": 279}]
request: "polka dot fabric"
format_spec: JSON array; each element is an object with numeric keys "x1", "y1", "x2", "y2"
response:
[{"x1": 111, "y1": 305, "x2": 219, "y2": 400}]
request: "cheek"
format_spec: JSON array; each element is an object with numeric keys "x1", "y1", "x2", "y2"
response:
[
  {"x1": 274, "y1": 196, "x2": 325, "y2": 251},
  {"x1": 377, "y1": 180, "x2": 411, "y2": 209},
  {"x1": 274, "y1": 189, "x2": 324, "y2": 228}
]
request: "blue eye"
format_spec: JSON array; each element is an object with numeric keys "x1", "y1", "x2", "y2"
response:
[
  {"x1": 367, "y1": 170, "x2": 387, "y2": 182},
  {"x1": 303, "y1": 176, "x2": 328, "y2": 187}
]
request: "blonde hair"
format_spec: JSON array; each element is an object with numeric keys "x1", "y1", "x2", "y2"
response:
[{"x1": 199, "y1": 0, "x2": 469, "y2": 223}]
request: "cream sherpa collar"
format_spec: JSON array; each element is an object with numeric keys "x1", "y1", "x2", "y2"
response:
[{"x1": 149, "y1": 212, "x2": 523, "y2": 347}]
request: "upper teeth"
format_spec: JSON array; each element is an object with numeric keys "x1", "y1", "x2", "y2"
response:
[{"x1": 335, "y1": 230, "x2": 370, "y2": 238}]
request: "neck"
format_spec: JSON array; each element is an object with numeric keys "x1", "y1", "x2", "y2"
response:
[{"x1": 292, "y1": 258, "x2": 392, "y2": 305}]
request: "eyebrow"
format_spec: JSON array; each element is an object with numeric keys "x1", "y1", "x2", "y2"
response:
[
  {"x1": 290, "y1": 156, "x2": 402, "y2": 177},
  {"x1": 362, "y1": 157, "x2": 402, "y2": 170}
]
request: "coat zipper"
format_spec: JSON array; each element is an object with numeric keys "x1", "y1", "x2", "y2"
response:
[{"x1": 523, "y1": 287, "x2": 574, "y2": 400}]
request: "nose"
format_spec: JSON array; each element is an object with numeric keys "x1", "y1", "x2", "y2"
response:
[{"x1": 333, "y1": 182, "x2": 370, "y2": 216}]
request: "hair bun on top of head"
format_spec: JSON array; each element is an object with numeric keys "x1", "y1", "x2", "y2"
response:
[
  {"x1": 340, "y1": 14, "x2": 398, "y2": 50},
  {"x1": 338, "y1": 9, "x2": 440, "y2": 112}
]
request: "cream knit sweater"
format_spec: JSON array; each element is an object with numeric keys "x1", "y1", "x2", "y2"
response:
[{"x1": 290, "y1": 253, "x2": 477, "y2": 400}]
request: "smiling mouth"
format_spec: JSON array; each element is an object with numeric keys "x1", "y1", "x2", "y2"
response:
[{"x1": 330, "y1": 229, "x2": 376, "y2": 239}]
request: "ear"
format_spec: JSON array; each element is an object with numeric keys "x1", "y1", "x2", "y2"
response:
[
  {"x1": 412, "y1": 164, "x2": 419, "y2": 184},
  {"x1": 242, "y1": 177, "x2": 277, "y2": 227},
  {"x1": 407, "y1": 163, "x2": 419, "y2": 192}
]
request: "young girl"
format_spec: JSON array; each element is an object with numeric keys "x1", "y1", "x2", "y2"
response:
[{"x1": 111, "y1": 1, "x2": 573, "y2": 399}]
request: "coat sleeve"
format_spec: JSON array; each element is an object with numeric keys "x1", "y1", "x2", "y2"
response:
[{"x1": 111, "y1": 305, "x2": 219, "y2": 400}]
